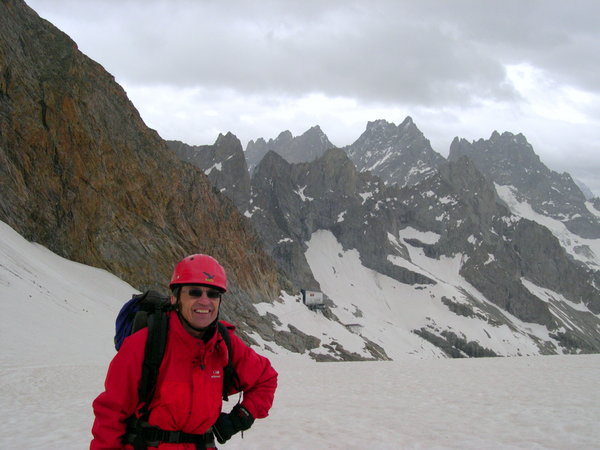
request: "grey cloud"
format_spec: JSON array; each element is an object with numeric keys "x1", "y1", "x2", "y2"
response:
[
  {"x1": 30, "y1": 0, "x2": 600, "y2": 106},
  {"x1": 29, "y1": 0, "x2": 523, "y2": 106},
  {"x1": 26, "y1": 0, "x2": 600, "y2": 195}
]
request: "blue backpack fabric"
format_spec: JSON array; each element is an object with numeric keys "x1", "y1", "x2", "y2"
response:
[{"x1": 114, "y1": 290, "x2": 171, "y2": 351}]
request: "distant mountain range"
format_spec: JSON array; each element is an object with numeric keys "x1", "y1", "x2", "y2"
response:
[
  {"x1": 168, "y1": 115, "x2": 600, "y2": 358},
  {"x1": 245, "y1": 125, "x2": 334, "y2": 172},
  {"x1": 3, "y1": 0, "x2": 600, "y2": 361}
]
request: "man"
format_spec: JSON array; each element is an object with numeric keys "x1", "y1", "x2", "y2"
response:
[{"x1": 91, "y1": 254, "x2": 278, "y2": 449}]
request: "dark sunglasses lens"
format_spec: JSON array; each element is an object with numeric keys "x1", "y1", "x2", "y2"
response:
[{"x1": 187, "y1": 288, "x2": 221, "y2": 299}]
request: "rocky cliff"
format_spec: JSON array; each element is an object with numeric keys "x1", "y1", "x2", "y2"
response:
[
  {"x1": 0, "y1": 0, "x2": 290, "y2": 345},
  {"x1": 344, "y1": 117, "x2": 446, "y2": 187},
  {"x1": 167, "y1": 134, "x2": 251, "y2": 210},
  {"x1": 449, "y1": 131, "x2": 600, "y2": 239}
]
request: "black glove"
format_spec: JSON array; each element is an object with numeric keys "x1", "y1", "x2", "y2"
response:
[{"x1": 213, "y1": 404, "x2": 255, "y2": 444}]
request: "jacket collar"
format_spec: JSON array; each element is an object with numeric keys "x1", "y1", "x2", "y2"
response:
[{"x1": 168, "y1": 310, "x2": 218, "y2": 349}]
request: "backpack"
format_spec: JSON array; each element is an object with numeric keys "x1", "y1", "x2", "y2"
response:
[{"x1": 114, "y1": 290, "x2": 240, "y2": 410}]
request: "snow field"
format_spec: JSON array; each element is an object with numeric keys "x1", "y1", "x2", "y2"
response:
[
  {"x1": 2, "y1": 355, "x2": 599, "y2": 449},
  {"x1": 2, "y1": 220, "x2": 600, "y2": 449}
]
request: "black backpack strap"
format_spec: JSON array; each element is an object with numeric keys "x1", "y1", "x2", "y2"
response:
[
  {"x1": 127, "y1": 308, "x2": 170, "y2": 450},
  {"x1": 138, "y1": 309, "x2": 169, "y2": 410},
  {"x1": 217, "y1": 321, "x2": 241, "y2": 401}
]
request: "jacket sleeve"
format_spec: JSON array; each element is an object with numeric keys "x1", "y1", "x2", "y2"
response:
[
  {"x1": 228, "y1": 331, "x2": 278, "y2": 420},
  {"x1": 90, "y1": 331, "x2": 146, "y2": 449}
]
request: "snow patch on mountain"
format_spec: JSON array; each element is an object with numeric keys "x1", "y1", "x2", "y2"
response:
[
  {"x1": 205, "y1": 162, "x2": 222, "y2": 175},
  {"x1": 521, "y1": 278, "x2": 598, "y2": 319},
  {"x1": 294, "y1": 185, "x2": 313, "y2": 202},
  {"x1": 254, "y1": 292, "x2": 371, "y2": 359},
  {"x1": 496, "y1": 184, "x2": 600, "y2": 267},
  {"x1": 587, "y1": 201, "x2": 600, "y2": 218},
  {"x1": 302, "y1": 229, "x2": 558, "y2": 359}
]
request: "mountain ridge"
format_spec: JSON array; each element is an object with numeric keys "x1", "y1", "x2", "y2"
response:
[
  {"x1": 449, "y1": 131, "x2": 600, "y2": 239},
  {"x1": 245, "y1": 125, "x2": 334, "y2": 172},
  {"x1": 183, "y1": 116, "x2": 600, "y2": 356},
  {"x1": 3, "y1": 0, "x2": 600, "y2": 361}
]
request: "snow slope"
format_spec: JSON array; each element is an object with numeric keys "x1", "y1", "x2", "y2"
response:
[
  {"x1": 258, "y1": 229, "x2": 559, "y2": 359},
  {"x1": 0, "y1": 221, "x2": 135, "y2": 368},
  {"x1": 495, "y1": 183, "x2": 600, "y2": 268},
  {"x1": 2, "y1": 220, "x2": 600, "y2": 449}
]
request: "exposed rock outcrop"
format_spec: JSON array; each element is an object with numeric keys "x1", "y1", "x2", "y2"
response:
[
  {"x1": 449, "y1": 131, "x2": 600, "y2": 239},
  {"x1": 344, "y1": 117, "x2": 446, "y2": 187},
  {"x1": 0, "y1": 0, "x2": 287, "y2": 345},
  {"x1": 167, "y1": 133, "x2": 251, "y2": 210}
]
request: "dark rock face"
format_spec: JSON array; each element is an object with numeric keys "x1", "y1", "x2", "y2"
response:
[
  {"x1": 247, "y1": 148, "x2": 434, "y2": 291},
  {"x1": 344, "y1": 117, "x2": 446, "y2": 187},
  {"x1": 0, "y1": 0, "x2": 291, "y2": 347},
  {"x1": 397, "y1": 157, "x2": 600, "y2": 350},
  {"x1": 167, "y1": 134, "x2": 251, "y2": 210},
  {"x1": 448, "y1": 131, "x2": 600, "y2": 239},
  {"x1": 245, "y1": 125, "x2": 334, "y2": 171},
  {"x1": 246, "y1": 145, "x2": 600, "y2": 355}
]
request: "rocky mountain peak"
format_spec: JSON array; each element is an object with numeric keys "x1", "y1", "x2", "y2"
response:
[
  {"x1": 451, "y1": 131, "x2": 541, "y2": 168},
  {"x1": 215, "y1": 131, "x2": 242, "y2": 148},
  {"x1": 167, "y1": 133, "x2": 250, "y2": 210},
  {"x1": 247, "y1": 136, "x2": 266, "y2": 146},
  {"x1": 449, "y1": 131, "x2": 599, "y2": 238},
  {"x1": 438, "y1": 155, "x2": 489, "y2": 194},
  {"x1": 363, "y1": 117, "x2": 418, "y2": 137},
  {"x1": 365, "y1": 118, "x2": 393, "y2": 131},
  {"x1": 275, "y1": 129, "x2": 294, "y2": 143},
  {"x1": 345, "y1": 117, "x2": 445, "y2": 187},
  {"x1": 303, "y1": 125, "x2": 330, "y2": 144},
  {"x1": 245, "y1": 125, "x2": 334, "y2": 171},
  {"x1": 253, "y1": 149, "x2": 290, "y2": 176}
]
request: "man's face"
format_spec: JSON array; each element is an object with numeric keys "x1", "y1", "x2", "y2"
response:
[{"x1": 174, "y1": 285, "x2": 221, "y2": 331}]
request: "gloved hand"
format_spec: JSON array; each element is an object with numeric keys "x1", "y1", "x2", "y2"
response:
[{"x1": 213, "y1": 404, "x2": 255, "y2": 444}]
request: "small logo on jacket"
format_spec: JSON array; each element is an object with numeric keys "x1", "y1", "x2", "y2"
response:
[{"x1": 211, "y1": 370, "x2": 222, "y2": 379}]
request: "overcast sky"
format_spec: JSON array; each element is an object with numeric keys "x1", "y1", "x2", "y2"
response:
[{"x1": 26, "y1": 0, "x2": 600, "y2": 196}]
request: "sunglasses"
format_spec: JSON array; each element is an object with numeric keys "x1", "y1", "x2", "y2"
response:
[{"x1": 186, "y1": 287, "x2": 222, "y2": 299}]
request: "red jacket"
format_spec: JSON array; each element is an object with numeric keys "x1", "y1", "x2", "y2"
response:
[{"x1": 91, "y1": 312, "x2": 278, "y2": 449}]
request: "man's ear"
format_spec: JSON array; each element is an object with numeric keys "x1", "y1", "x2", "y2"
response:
[{"x1": 170, "y1": 295, "x2": 177, "y2": 305}]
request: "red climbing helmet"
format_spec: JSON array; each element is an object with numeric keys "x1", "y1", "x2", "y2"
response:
[{"x1": 169, "y1": 254, "x2": 228, "y2": 292}]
